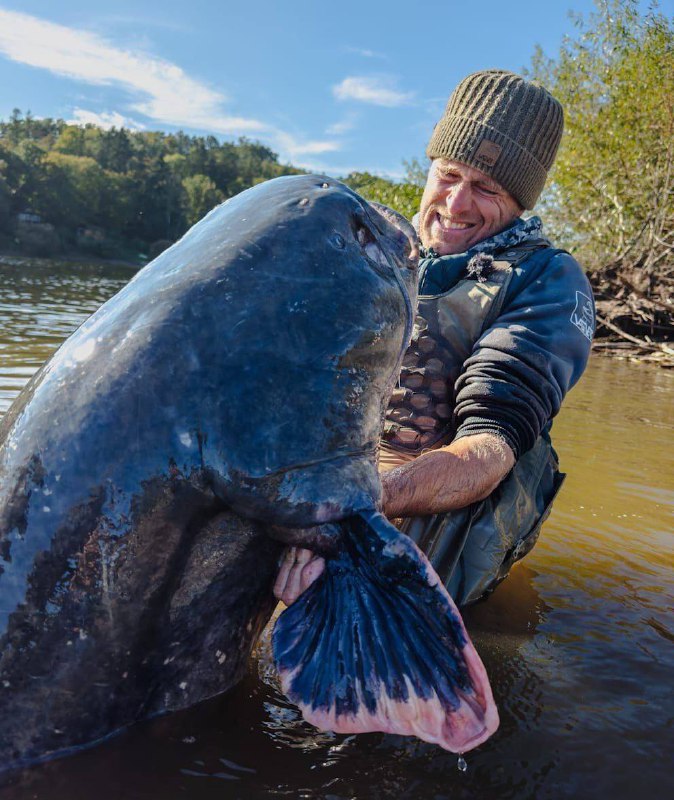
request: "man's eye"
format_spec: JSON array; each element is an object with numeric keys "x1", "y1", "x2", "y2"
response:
[{"x1": 478, "y1": 185, "x2": 498, "y2": 196}]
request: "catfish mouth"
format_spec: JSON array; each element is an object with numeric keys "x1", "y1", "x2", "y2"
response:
[{"x1": 206, "y1": 446, "x2": 383, "y2": 534}]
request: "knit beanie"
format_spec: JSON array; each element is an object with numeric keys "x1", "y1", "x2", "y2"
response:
[{"x1": 426, "y1": 70, "x2": 564, "y2": 209}]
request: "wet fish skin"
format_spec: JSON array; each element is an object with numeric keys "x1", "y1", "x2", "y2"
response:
[{"x1": 0, "y1": 175, "x2": 420, "y2": 768}]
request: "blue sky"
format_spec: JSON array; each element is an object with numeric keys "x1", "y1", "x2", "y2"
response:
[{"x1": 0, "y1": 0, "x2": 670, "y2": 179}]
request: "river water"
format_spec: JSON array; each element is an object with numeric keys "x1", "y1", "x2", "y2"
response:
[{"x1": 0, "y1": 259, "x2": 672, "y2": 800}]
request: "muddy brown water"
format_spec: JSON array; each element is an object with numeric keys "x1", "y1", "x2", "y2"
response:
[{"x1": 0, "y1": 259, "x2": 672, "y2": 800}]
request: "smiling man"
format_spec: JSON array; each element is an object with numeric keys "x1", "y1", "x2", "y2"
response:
[
  {"x1": 275, "y1": 70, "x2": 594, "y2": 609},
  {"x1": 377, "y1": 69, "x2": 595, "y2": 605},
  {"x1": 419, "y1": 160, "x2": 522, "y2": 256}
]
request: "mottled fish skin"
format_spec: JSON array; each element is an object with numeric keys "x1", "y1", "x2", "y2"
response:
[
  {"x1": 272, "y1": 511, "x2": 499, "y2": 753},
  {"x1": 0, "y1": 175, "x2": 418, "y2": 770}
]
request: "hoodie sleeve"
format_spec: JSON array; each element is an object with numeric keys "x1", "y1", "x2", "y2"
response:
[{"x1": 452, "y1": 251, "x2": 594, "y2": 460}]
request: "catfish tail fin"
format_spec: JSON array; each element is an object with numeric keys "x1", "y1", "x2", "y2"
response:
[{"x1": 272, "y1": 509, "x2": 498, "y2": 752}]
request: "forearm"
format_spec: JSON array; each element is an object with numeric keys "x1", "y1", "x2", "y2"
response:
[
  {"x1": 275, "y1": 434, "x2": 514, "y2": 606},
  {"x1": 381, "y1": 433, "x2": 515, "y2": 518}
]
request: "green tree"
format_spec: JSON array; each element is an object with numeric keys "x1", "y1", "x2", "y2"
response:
[
  {"x1": 5, "y1": 109, "x2": 24, "y2": 146},
  {"x1": 182, "y1": 174, "x2": 224, "y2": 225},
  {"x1": 402, "y1": 157, "x2": 428, "y2": 188},
  {"x1": 0, "y1": 144, "x2": 31, "y2": 218},
  {"x1": 0, "y1": 158, "x2": 11, "y2": 233},
  {"x1": 342, "y1": 171, "x2": 423, "y2": 221},
  {"x1": 43, "y1": 152, "x2": 107, "y2": 225},
  {"x1": 53, "y1": 126, "x2": 86, "y2": 157},
  {"x1": 530, "y1": 0, "x2": 674, "y2": 286},
  {"x1": 98, "y1": 127, "x2": 132, "y2": 172}
]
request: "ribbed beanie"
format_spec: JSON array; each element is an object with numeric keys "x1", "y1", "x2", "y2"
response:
[{"x1": 426, "y1": 70, "x2": 564, "y2": 209}]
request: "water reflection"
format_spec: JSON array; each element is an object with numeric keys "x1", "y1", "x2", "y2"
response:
[
  {"x1": 0, "y1": 259, "x2": 135, "y2": 415},
  {"x1": 0, "y1": 260, "x2": 673, "y2": 799}
]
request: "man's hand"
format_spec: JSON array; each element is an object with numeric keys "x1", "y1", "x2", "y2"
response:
[
  {"x1": 381, "y1": 433, "x2": 515, "y2": 519},
  {"x1": 273, "y1": 435, "x2": 513, "y2": 604},
  {"x1": 274, "y1": 546, "x2": 325, "y2": 606}
]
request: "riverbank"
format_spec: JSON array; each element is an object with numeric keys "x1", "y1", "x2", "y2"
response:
[
  {"x1": 592, "y1": 339, "x2": 674, "y2": 367},
  {"x1": 0, "y1": 252, "x2": 141, "y2": 271},
  {"x1": 592, "y1": 264, "x2": 673, "y2": 367}
]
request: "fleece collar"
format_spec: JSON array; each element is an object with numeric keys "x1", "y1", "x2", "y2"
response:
[{"x1": 418, "y1": 216, "x2": 550, "y2": 295}]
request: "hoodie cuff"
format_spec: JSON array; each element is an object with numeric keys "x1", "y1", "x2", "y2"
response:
[{"x1": 453, "y1": 418, "x2": 521, "y2": 461}]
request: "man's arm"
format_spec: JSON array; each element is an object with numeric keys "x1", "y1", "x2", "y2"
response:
[
  {"x1": 452, "y1": 252, "x2": 594, "y2": 460},
  {"x1": 275, "y1": 434, "x2": 513, "y2": 604},
  {"x1": 274, "y1": 433, "x2": 515, "y2": 606},
  {"x1": 381, "y1": 433, "x2": 514, "y2": 519}
]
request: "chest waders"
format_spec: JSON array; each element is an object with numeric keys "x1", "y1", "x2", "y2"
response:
[{"x1": 382, "y1": 241, "x2": 566, "y2": 606}]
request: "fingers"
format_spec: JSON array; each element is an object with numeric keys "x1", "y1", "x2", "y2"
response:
[
  {"x1": 284, "y1": 547, "x2": 312, "y2": 605},
  {"x1": 299, "y1": 554, "x2": 325, "y2": 594},
  {"x1": 274, "y1": 546, "x2": 325, "y2": 606},
  {"x1": 273, "y1": 546, "x2": 297, "y2": 600}
]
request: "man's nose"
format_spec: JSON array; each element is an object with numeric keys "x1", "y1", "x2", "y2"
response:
[{"x1": 445, "y1": 182, "x2": 472, "y2": 216}]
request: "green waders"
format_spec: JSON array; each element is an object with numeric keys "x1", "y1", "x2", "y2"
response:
[{"x1": 382, "y1": 241, "x2": 566, "y2": 606}]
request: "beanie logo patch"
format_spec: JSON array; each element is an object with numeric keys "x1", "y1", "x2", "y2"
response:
[{"x1": 474, "y1": 139, "x2": 502, "y2": 168}]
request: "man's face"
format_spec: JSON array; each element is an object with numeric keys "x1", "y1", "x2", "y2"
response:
[{"x1": 418, "y1": 159, "x2": 522, "y2": 255}]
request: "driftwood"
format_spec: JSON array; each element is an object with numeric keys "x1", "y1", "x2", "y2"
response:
[
  {"x1": 596, "y1": 313, "x2": 674, "y2": 356},
  {"x1": 589, "y1": 260, "x2": 673, "y2": 365}
]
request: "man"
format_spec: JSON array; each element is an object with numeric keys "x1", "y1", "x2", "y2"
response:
[{"x1": 276, "y1": 70, "x2": 594, "y2": 607}]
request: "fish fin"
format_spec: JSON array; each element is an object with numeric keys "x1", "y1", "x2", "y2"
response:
[{"x1": 272, "y1": 509, "x2": 499, "y2": 752}]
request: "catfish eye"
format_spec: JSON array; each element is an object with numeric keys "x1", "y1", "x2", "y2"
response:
[{"x1": 357, "y1": 224, "x2": 388, "y2": 268}]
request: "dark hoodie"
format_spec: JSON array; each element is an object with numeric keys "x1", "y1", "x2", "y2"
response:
[{"x1": 418, "y1": 217, "x2": 594, "y2": 459}]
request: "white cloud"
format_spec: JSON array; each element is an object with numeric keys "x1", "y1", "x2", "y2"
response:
[
  {"x1": 273, "y1": 131, "x2": 341, "y2": 158},
  {"x1": 67, "y1": 109, "x2": 146, "y2": 130},
  {"x1": 325, "y1": 115, "x2": 358, "y2": 136},
  {"x1": 333, "y1": 76, "x2": 413, "y2": 107},
  {"x1": 0, "y1": 9, "x2": 344, "y2": 161},
  {"x1": 0, "y1": 8, "x2": 265, "y2": 134},
  {"x1": 345, "y1": 46, "x2": 386, "y2": 59}
]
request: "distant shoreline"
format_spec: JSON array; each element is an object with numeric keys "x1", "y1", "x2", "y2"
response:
[{"x1": 0, "y1": 251, "x2": 141, "y2": 270}]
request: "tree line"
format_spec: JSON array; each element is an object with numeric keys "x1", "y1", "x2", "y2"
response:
[
  {"x1": 0, "y1": 116, "x2": 303, "y2": 259},
  {"x1": 0, "y1": 1, "x2": 670, "y2": 350},
  {"x1": 0, "y1": 113, "x2": 422, "y2": 262},
  {"x1": 531, "y1": 0, "x2": 673, "y2": 354}
]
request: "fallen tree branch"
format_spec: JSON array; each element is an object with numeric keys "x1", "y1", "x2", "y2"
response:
[{"x1": 596, "y1": 313, "x2": 674, "y2": 356}]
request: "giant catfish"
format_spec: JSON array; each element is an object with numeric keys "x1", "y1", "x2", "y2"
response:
[{"x1": 0, "y1": 175, "x2": 498, "y2": 771}]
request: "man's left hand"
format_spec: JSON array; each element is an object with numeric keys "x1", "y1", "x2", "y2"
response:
[{"x1": 274, "y1": 546, "x2": 325, "y2": 606}]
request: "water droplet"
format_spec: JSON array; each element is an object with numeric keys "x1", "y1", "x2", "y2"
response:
[{"x1": 457, "y1": 756, "x2": 467, "y2": 772}]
